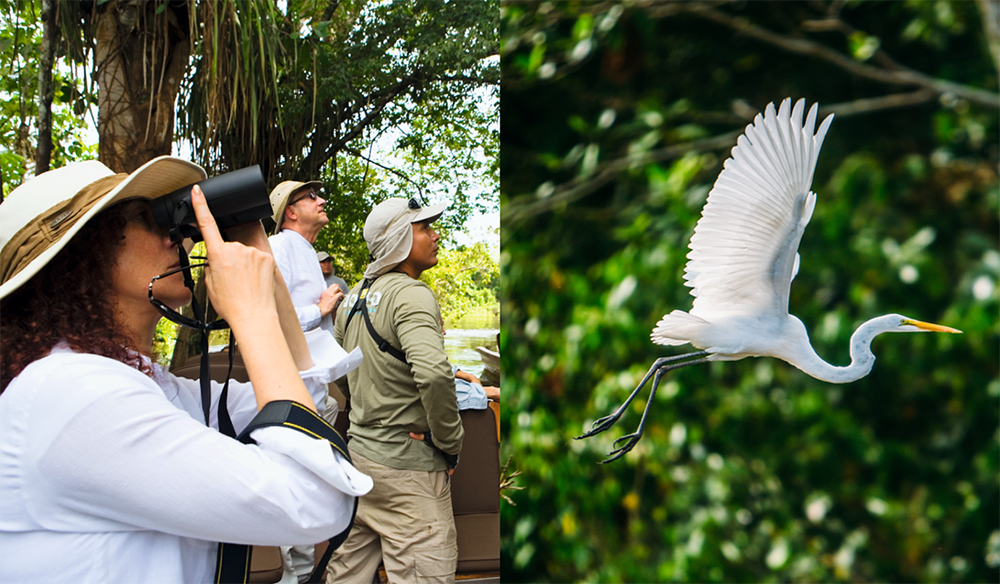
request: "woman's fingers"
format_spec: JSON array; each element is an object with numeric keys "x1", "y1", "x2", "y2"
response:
[
  {"x1": 226, "y1": 220, "x2": 271, "y2": 252},
  {"x1": 190, "y1": 185, "x2": 224, "y2": 251},
  {"x1": 189, "y1": 185, "x2": 277, "y2": 326}
]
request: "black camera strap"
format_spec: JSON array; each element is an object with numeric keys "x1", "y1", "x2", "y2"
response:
[
  {"x1": 213, "y1": 400, "x2": 358, "y2": 584},
  {"x1": 169, "y1": 244, "x2": 237, "y2": 432},
  {"x1": 157, "y1": 204, "x2": 356, "y2": 584},
  {"x1": 162, "y1": 244, "x2": 246, "y2": 582}
]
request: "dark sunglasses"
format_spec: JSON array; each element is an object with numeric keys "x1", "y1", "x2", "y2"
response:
[
  {"x1": 408, "y1": 197, "x2": 421, "y2": 210},
  {"x1": 290, "y1": 191, "x2": 319, "y2": 206},
  {"x1": 148, "y1": 261, "x2": 229, "y2": 331}
]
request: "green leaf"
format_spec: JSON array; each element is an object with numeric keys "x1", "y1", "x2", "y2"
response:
[{"x1": 848, "y1": 31, "x2": 880, "y2": 61}]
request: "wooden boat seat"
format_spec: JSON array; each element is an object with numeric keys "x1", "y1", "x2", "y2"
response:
[{"x1": 451, "y1": 406, "x2": 501, "y2": 574}]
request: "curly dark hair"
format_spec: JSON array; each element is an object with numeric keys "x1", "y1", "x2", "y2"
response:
[{"x1": 1, "y1": 202, "x2": 154, "y2": 392}]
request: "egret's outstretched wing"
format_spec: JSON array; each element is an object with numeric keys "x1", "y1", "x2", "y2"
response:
[{"x1": 683, "y1": 98, "x2": 833, "y2": 317}]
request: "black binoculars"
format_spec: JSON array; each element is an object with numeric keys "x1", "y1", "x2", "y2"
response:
[{"x1": 150, "y1": 165, "x2": 271, "y2": 242}]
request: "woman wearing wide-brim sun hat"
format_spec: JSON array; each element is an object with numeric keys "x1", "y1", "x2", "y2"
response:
[{"x1": 0, "y1": 157, "x2": 371, "y2": 583}]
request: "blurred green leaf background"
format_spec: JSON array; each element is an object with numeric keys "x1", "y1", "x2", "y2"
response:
[{"x1": 499, "y1": 1, "x2": 999, "y2": 582}]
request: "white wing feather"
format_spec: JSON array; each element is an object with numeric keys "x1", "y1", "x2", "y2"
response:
[{"x1": 683, "y1": 98, "x2": 832, "y2": 318}]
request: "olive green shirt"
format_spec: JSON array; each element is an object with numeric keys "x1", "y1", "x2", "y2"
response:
[{"x1": 334, "y1": 272, "x2": 464, "y2": 471}]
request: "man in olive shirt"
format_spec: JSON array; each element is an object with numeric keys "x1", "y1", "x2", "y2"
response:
[{"x1": 325, "y1": 198, "x2": 463, "y2": 584}]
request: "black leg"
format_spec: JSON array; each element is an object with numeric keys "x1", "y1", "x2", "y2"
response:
[
  {"x1": 574, "y1": 350, "x2": 711, "y2": 463},
  {"x1": 576, "y1": 351, "x2": 708, "y2": 440},
  {"x1": 599, "y1": 356, "x2": 711, "y2": 463}
]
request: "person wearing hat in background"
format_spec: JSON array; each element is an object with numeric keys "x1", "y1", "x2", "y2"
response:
[
  {"x1": 317, "y1": 251, "x2": 349, "y2": 302},
  {"x1": 268, "y1": 180, "x2": 344, "y2": 337},
  {"x1": 325, "y1": 198, "x2": 464, "y2": 584},
  {"x1": 268, "y1": 179, "x2": 350, "y2": 583},
  {"x1": 0, "y1": 158, "x2": 371, "y2": 583}
]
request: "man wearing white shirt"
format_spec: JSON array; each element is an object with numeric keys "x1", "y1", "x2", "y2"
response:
[
  {"x1": 268, "y1": 181, "x2": 345, "y2": 337},
  {"x1": 267, "y1": 179, "x2": 348, "y2": 583}
]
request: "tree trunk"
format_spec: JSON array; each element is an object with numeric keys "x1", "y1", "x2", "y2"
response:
[
  {"x1": 35, "y1": 0, "x2": 57, "y2": 174},
  {"x1": 94, "y1": 0, "x2": 190, "y2": 173}
]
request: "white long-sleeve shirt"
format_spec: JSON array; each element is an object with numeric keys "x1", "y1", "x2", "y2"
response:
[
  {"x1": 269, "y1": 229, "x2": 332, "y2": 334},
  {"x1": 0, "y1": 343, "x2": 372, "y2": 584}
]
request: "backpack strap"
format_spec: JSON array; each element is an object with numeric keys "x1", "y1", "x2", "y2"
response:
[{"x1": 344, "y1": 279, "x2": 407, "y2": 365}]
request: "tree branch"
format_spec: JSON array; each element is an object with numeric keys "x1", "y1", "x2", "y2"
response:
[
  {"x1": 35, "y1": 0, "x2": 57, "y2": 174},
  {"x1": 799, "y1": 16, "x2": 908, "y2": 73},
  {"x1": 342, "y1": 146, "x2": 425, "y2": 199},
  {"x1": 321, "y1": 0, "x2": 341, "y2": 22},
  {"x1": 682, "y1": 4, "x2": 1000, "y2": 109},
  {"x1": 503, "y1": 90, "x2": 942, "y2": 234},
  {"x1": 820, "y1": 88, "x2": 938, "y2": 116},
  {"x1": 431, "y1": 72, "x2": 499, "y2": 85},
  {"x1": 318, "y1": 70, "x2": 425, "y2": 164},
  {"x1": 504, "y1": 129, "x2": 742, "y2": 233}
]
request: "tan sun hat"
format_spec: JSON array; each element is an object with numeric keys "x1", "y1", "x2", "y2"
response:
[
  {"x1": 0, "y1": 156, "x2": 207, "y2": 299},
  {"x1": 269, "y1": 180, "x2": 323, "y2": 231},
  {"x1": 362, "y1": 197, "x2": 447, "y2": 280}
]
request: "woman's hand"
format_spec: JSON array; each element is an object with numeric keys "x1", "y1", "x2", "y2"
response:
[
  {"x1": 192, "y1": 185, "x2": 316, "y2": 412},
  {"x1": 191, "y1": 186, "x2": 277, "y2": 328},
  {"x1": 193, "y1": 194, "x2": 311, "y2": 371},
  {"x1": 225, "y1": 219, "x2": 271, "y2": 254}
]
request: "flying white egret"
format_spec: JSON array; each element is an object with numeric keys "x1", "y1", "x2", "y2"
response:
[{"x1": 577, "y1": 98, "x2": 961, "y2": 463}]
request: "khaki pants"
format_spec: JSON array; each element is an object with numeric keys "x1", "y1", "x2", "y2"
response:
[{"x1": 324, "y1": 450, "x2": 457, "y2": 584}]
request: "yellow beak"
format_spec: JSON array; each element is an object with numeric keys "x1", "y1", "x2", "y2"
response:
[{"x1": 902, "y1": 319, "x2": 963, "y2": 334}]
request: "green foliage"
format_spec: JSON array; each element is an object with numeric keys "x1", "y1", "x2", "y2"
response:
[
  {"x1": 0, "y1": 0, "x2": 97, "y2": 195},
  {"x1": 423, "y1": 241, "x2": 500, "y2": 322},
  {"x1": 174, "y1": 0, "x2": 499, "y2": 230},
  {"x1": 391, "y1": 95, "x2": 500, "y2": 234},
  {"x1": 313, "y1": 154, "x2": 394, "y2": 287},
  {"x1": 152, "y1": 318, "x2": 180, "y2": 367},
  {"x1": 28, "y1": 0, "x2": 497, "y2": 247},
  {"x1": 177, "y1": 0, "x2": 500, "y2": 289},
  {"x1": 500, "y1": 1, "x2": 998, "y2": 582}
]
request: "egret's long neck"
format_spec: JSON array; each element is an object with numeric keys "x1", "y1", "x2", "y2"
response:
[{"x1": 785, "y1": 318, "x2": 885, "y2": 384}]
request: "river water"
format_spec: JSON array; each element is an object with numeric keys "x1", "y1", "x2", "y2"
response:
[
  {"x1": 444, "y1": 328, "x2": 499, "y2": 377},
  {"x1": 443, "y1": 312, "x2": 499, "y2": 377}
]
